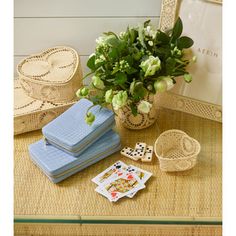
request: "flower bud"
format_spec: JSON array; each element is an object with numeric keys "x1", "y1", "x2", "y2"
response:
[
  {"x1": 192, "y1": 56, "x2": 197, "y2": 63},
  {"x1": 85, "y1": 112, "x2": 95, "y2": 126},
  {"x1": 159, "y1": 76, "x2": 174, "y2": 91},
  {"x1": 148, "y1": 41, "x2": 154, "y2": 46},
  {"x1": 92, "y1": 76, "x2": 105, "y2": 89},
  {"x1": 184, "y1": 74, "x2": 192, "y2": 83},
  {"x1": 76, "y1": 87, "x2": 89, "y2": 98},
  {"x1": 147, "y1": 84, "x2": 153, "y2": 91},
  {"x1": 105, "y1": 89, "x2": 113, "y2": 103},
  {"x1": 154, "y1": 80, "x2": 167, "y2": 92}
]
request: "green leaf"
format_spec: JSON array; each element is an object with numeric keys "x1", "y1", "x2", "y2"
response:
[
  {"x1": 103, "y1": 31, "x2": 118, "y2": 38},
  {"x1": 130, "y1": 103, "x2": 138, "y2": 116},
  {"x1": 108, "y1": 48, "x2": 119, "y2": 60},
  {"x1": 123, "y1": 55, "x2": 133, "y2": 65},
  {"x1": 156, "y1": 30, "x2": 170, "y2": 44},
  {"x1": 105, "y1": 35, "x2": 120, "y2": 47},
  {"x1": 114, "y1": 72, "x2": 127, "y2": 85},
  {"x1": 138, "y1": 24, "x2": 146, "y2": 49},
  {"x1": 125, "y1": 67, "x2": 137, "y2": 75},
  {"x1": 166, "y1": 57, "x2": 176, "y2": 74},
  {"x1": 87, "y1": 54, "x2": 96, "y2": 71},
  {"x1": 130, "y1": 81, "x2": 147, "y2": 100},
  {"x1": 171, "y1": 17, "x2": 183, "y2": 41},
  {"x1": 144, "y1": 19, "x2": 151, "y2": 27},
  {"x1": 129, "y1": 28, "x2": 137, "y2": 44},
  {"x1": 177, "y1": 36, "x2": 194, "y2": 49}
]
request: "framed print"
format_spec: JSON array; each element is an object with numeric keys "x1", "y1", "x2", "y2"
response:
[{"x1": 157, "y1": 0, "x2": 222, "y2": 122}]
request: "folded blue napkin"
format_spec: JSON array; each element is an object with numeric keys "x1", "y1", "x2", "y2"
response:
[
  {"x1": 42, "y1": 98, "x2": 115, "y2": 156},
  {"x1": 29, "y1": 130, "x2": 121, "y2": 183}
]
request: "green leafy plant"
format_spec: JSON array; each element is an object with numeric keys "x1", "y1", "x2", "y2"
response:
[{"x1": 76, "y1": 17, "x2": 196, "y2": 125}]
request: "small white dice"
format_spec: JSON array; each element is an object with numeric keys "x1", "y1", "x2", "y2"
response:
[
  {"x1": 141, "y1": 145, "x2": 153, "y2": 162},
  {"x1": 133, "y1": 142, "x2": 147, "y2": 159},
  {"x1": 120, "y1": 147, "x2": 140, "y2": 161}
]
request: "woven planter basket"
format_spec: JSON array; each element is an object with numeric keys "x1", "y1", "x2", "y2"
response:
[
  {"x1": 118, "y1": 94, "x2": 158, "y2": 130},
  {"x1": 14, "y1": 79, "x2": 77, "y2": 135},
  {"x1": 17, "y1": 46, "x2": 82, "y2": 103},
  {"x1": 154, "y1": 129, "x2": 201, "y2": 172}
]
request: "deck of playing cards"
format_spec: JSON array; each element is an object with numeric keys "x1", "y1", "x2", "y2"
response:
[{"x1": 92, "y1": 161, "x2": 152, "y2": 202}]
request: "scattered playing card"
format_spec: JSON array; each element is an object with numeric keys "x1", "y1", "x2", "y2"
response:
[
  {"x1": 91, "y1": 161, "x2": 127, "y2": 185},
  {"x1": 98, "y1": 172, "x2": 146, "y2": 202},
  {"x1": 92, "y1": 161, "x2": 152, "y2": 202},
  {"x1": 125, "y1": 165, "x2": 152, "y2": 198}
]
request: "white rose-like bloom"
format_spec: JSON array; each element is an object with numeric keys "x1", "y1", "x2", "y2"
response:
[
  {"x1": 140, "y1": 56, "x2": 161, "y2": 77},
  {"x1": 112, "y1": 91, "x2": 128, "y2": 110},
  {"x1": 138, "y1": 100, "x2": 152, "y2": 114},
  {"x1": 161, "y1": 76, "x2": 174, "y2": 91}
]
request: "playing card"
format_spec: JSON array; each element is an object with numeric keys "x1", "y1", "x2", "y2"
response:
[
  {"x1": 91, "y1": 160, "x2": 128, "y2": 185},
  {"x1": 98, "y1": 172, "x2": 146, "y2": 202},
  {"x1": 125, "y1": 165, "x2": 152, "y2": 198}
]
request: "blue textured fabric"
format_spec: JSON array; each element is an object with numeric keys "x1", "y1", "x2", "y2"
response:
[
  {"x1": 42, "y1": 99, "x2": 115, "y2": 155},
  {"x1": 29, "y1": 130, "x2": 121, "y2": 183}
]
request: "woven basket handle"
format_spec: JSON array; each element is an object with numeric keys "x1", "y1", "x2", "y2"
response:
[{"x1": 180, "y1": 135, "x2": 196, "y2": 156}]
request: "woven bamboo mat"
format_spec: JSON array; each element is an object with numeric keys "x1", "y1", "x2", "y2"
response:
[
  {"x1": 14, "y1": 108, "x2": 222, "y2": 223},
  {"x1": 14, "y1": 224, "x2": 222, "y2": 236}
]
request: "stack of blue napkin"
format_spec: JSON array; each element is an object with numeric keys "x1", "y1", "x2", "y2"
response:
[{"x1": 29, "y1": 99, "x2": 121, "y2": 183}]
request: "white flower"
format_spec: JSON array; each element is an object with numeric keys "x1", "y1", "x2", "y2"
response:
[
  {"x1": 140, "y1": 56, "x2": 161, "y2": 77},
  {"x1": 119, "y1": 31, "x2": 128, "y2": 39},
  {"x1": 112, "y1": 91, "x2": 128, "y2": 110},
  {"x1": 138, "y1": 100, "x2": 152, "y2": 114},
  {"x1": 148, "y1": 41, "x2": 154, "y2": 46},
  {"x1": 95, "y1": 36, "x2": 106, "y2": 45},
  {"x1": 161, "y1": 76, "x2": 175, "y2": 90},
  {"x1": 144, "y1": 25, "x2": 157, "y2": 39}
]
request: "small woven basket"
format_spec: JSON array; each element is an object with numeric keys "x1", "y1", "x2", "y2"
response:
[{"x1": 154, "y1": 129, "x2": 201, "y2": 172}]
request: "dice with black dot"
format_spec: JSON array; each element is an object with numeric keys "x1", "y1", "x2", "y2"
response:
[
  {"x1": 120, "y1": 147, "x2": 140, "y2": 161},
  {"x1": 141, "y1": 145, "x2": 153, "y2": 162},
  {"x1": 133, "y1": 142, "x2": 147, "y2": 159}
]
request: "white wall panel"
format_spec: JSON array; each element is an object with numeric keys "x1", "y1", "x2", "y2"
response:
[
  {"x1": 15, "y1": 0, "x2": 161, "y2": 17},
  {"x1": 14, "y1": 17, "x2": 159, "y2": 56},
  {"x1": 14, "y1": 0, "x2": 162, "y2": 76}
]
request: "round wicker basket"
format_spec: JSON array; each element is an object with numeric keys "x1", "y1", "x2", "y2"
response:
[
  {"x1": 17, "y1": 46, "x2": 83, "y2": 103},
  {"x1": 154, "y1": 129, "x2": 201, "y2": 172}
]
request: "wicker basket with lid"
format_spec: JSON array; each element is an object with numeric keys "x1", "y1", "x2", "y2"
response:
[{"x1": 17, "y1": 46, "x2": 82, "y2": 103}]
